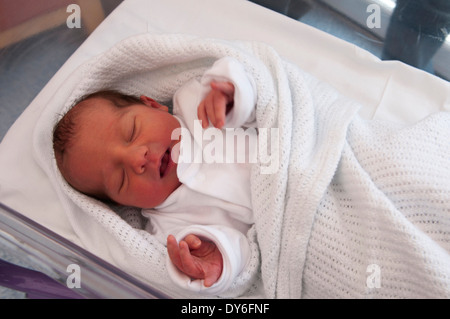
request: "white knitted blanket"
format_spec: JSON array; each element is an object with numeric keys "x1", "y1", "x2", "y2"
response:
[{"x1": 34, "y1": 34, "x2": 450, "y2": 298}]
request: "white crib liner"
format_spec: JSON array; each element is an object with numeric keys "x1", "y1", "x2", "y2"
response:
[{"x1": 0, "y1": 0, "x2": 449, "y2": 296}]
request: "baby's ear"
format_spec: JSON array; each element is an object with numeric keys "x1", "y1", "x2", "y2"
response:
[{"x1": 140, "y1": 95, "x2": 169, "y2": 112}]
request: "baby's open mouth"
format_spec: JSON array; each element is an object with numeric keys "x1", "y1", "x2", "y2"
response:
[{"x1": 159, "y1": 148, "x2": 170, "y2": 178}]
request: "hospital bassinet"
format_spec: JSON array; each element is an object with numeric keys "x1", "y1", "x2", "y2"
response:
[{"x1": 1, "y1": 0, "x2": 449, "y2": 298}]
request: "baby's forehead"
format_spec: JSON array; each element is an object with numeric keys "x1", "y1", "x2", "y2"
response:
[
  {"x1": 67, "y1": 100, "x2": 123, "y2": 157},
  {"x1": 79, "y1": 95, "x2": 144, "y2": 114},
  {"x1": 75, "y1": 97, "x2": 123, "y2": 118},
  {"x1": 68, "y1": 99, "x2": 118, "y2": 137},
  {"x1": 78, "y1": 96, "x2": 115, "y2": 109}
]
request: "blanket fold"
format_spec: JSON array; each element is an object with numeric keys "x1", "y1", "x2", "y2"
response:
[{"x1": 33, "y1": 33, "x2": 450, "y2": 298}]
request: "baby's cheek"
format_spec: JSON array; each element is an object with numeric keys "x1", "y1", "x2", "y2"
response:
[
  {"x1": 129, "y1": 180, "x2": 167, "y2": 209},
  {"x1": 129, "y1": 185, "x2": 155, "y2": 208}
]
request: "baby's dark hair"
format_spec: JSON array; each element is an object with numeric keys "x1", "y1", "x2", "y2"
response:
[{"x1": 52, "y1": 90, "x2": 141, "y2": 169}]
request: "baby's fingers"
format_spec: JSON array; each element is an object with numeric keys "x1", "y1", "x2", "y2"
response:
[
  {"x1": 203, "y1": 93, "x2": 219, "y2": 128},
  {"x1": 198, "y1": 92, "x2": 222, "y2": 129},
  {"x1": 210, "y1": 81, "x2": 234, "y2": 99},
  {"x1": 167, "y1": 235, "x2": 183, "y2": 270},
  {"x1": 204, "y1": 271, "x2": 221, "y2": 288},
  {"x1": 184, "y1": 234, "x2": 202, "y2": 250},
  {"x1": 179, "y1": 241, "x2": 205, "y2": 279},
  {"x1": 197, "y1": 100, "x2": 209, "y2": 129},
  {"x1": 211, "y1": 91, "x2": 227, "y2": 129}
]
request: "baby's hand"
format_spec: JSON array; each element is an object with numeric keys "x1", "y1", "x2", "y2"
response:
[
  {"x1": 167, "y1": 234, "x2": 223, "y2": 287},
  {"x1": 197, "y1": 81, "x2": 235, "y2": 129}
]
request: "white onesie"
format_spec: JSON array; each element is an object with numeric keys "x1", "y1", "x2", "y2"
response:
[{"x1": 142, "y1": 57, "x2": 257, "y2": 295}]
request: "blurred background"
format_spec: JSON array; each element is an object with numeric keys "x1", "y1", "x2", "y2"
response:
[
  {"x1": 1, "y1": 0, "x2": 449, "y2": 140},
  {"x1": 0, "y1": 0, "x2": 123, "y2": 140}
]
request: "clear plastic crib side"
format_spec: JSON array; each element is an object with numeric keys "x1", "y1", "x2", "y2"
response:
[{"x1": 0, "y1": 202, "x2": 169, "y2": 299}]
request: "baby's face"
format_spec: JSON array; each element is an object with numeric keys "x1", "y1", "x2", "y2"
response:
[{"x1": 62, "y1": 97, "x2": 182, "y2": 208}]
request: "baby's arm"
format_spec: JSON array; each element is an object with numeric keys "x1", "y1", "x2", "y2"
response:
[
  {"x1": 165, "y1": 225, "x2": 250, "y2": 295},
  {"x1": 199, "y1": 57, "x2": 257, "y2": 129},
  {"x1": 197, "y1": 81, "x2": 235, "y2": 129},
  {"x1": 167, "y1": 234, "x2": 223, "y2": 287},
  {"x1": 174, "y1": 57, "x2": 256, "y2": 131}
]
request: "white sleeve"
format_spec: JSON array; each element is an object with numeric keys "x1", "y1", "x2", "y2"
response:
[
  {"x1": 201, "y1": 57, "x2": 257, "y2": 128},
  {"x1": 165, "y1": 224, "x2": 250, "y2": 295},
  {"x1": 173, "y1": 57, "x2": 257, "y2": 129}
]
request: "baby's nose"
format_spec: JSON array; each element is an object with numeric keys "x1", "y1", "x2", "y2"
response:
[{"x1": 128, "y1": 146, "x2": 148, "y2": 174}]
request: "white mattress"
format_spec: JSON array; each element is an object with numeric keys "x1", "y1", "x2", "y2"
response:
[{"x1": 1, "y1": 0, "x2": 449, "y2": 288}]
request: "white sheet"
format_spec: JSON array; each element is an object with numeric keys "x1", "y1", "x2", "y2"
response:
[{"x1": 1, "y1": 0, "x2": 449, "y2": 293}]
